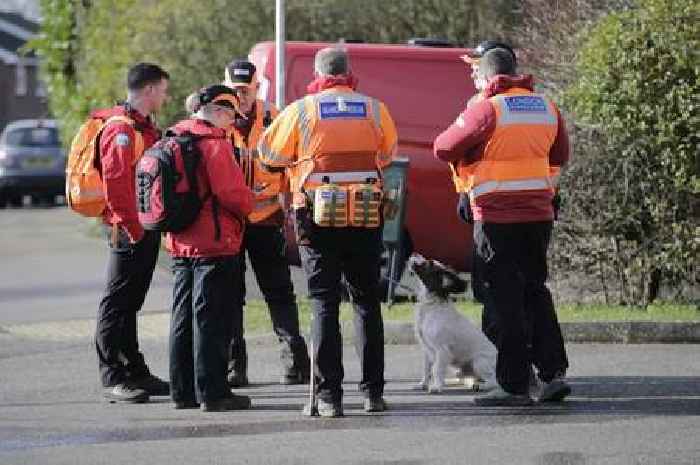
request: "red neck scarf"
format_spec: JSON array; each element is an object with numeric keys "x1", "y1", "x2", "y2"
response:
[{"x1": 306, "y1": 73, "x2": 359, "y2": 94}]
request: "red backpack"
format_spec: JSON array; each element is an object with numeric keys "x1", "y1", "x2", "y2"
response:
[{"x1": 136, "y1": 130, "x2": 220, "y2": 234}]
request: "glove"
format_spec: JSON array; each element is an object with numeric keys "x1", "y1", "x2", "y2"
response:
[
  {"x1": 457, "y1": 193, "x2": 474, "y2": 224},
  {"x1": 552, "y1": 192, "x2": 561, "y2": 221}
]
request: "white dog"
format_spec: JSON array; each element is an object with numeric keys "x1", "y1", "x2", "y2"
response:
[{"x1": 408, "y1": 254, "x2": 497, "y2": 393}]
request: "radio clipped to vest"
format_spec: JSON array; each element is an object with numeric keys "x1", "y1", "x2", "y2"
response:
[{"x1": 311, "y1": 176, "x2": 382, "y2": 228}]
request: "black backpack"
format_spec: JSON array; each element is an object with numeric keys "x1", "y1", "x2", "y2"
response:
[{"x1": 136, "y1": 130, "x2": 219, "y2": 234}]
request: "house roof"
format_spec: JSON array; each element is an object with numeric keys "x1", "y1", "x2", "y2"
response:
[
  {"x1": 0, "y1": 11, "x2": 38, "y2": 64},
  {"x1": 0, "y1": 11, "x2": 39, "y2": 34}
]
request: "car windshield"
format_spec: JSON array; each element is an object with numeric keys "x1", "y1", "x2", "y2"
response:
[{"x1": 5, "y1": 127, "x2": 60, "y2": 147}]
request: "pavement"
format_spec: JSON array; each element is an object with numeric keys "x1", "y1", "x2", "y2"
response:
[
  {"x1": 1, "y1": 207, "x2": 700, "y2": 464},
  {"x1": 1, "y1": 335, "x2": 699, "y2": 465}
]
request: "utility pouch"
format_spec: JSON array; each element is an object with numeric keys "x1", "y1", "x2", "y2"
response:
[
  {"x1": 312, "y1": 181, "x2": 348, "y2": 227},
  {"x1": 348, "y1": 182, "x2": 382, "y2": 228}
]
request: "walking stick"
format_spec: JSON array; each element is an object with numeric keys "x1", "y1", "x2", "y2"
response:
[{"x1": 303, "y1": 314, "x2": 318, "y2": 417}]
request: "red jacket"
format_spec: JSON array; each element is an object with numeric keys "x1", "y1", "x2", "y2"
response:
[
  {"x1": 434, "y1": 75, "x2": 570, "y2": 223},
  {"x1": 165, "y1": 119, "x2": 254, "y2": 258},
  {"x1": 98, "y1": 104, "x2": 161, "y2": 242}
]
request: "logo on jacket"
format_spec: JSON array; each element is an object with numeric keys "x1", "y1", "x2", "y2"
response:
[
  {"x1": 319, "y1": 100, "x2": 367, "y2": 119},
  {"x1": 115, "y1": 133, "x2": 131, "y2": 146},
  {"x1": 504, "y1": 96, "x2": 546, "y2": 113}
]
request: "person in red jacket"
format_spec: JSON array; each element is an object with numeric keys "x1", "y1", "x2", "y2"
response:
[
  {"x1": 96, "y1": 63, "x2": 171, "y2": 403},
  {"x1": 434, "y1": 47, "x2": 571, "y2": 406},
  {"x1": 167, "y1": 85, "x2": 255, "y2": 412}
]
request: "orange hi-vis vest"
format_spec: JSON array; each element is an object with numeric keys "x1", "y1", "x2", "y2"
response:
[
  {"x1": 259, "y1": 87, "x2": 395, "y2": 202},
  {"x1": 229, "y1": 100, "x2": 282, "y2": 224},
  {"x1": 455, "y1": 88, "x2": 559, "y2": 201}
]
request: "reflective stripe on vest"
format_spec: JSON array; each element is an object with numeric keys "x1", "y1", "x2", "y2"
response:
[
  {"x1": 493, "y1": 95, "x2": 558, "y2": 126},
  {"x1": 469, "y1": 178, "x2": 551, "y2": 201}
]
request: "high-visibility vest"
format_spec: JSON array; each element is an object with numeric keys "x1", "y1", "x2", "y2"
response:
[
  {"x1": 229, "y1": 100, "x2": 282, "y2": 224},
  {"x1": 454, "y1": 88, "x2": 559, "y2": 201},
  {"x1": 276, "y1": 89, "x2": 390, "y2": 194}
]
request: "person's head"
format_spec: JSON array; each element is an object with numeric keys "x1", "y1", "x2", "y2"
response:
[
  {"x1": 313, "y1": 47, "x2": 349, "y2": 77},
  {"x1": 460, "y1": 41, "x2": 516, "y2": 91},
  {"x1": 224, "y1": 60, "x2": 259, "y2": 114},
  {"x1": 126, "y1": 62, "x2": 170, "y2": 113},
  {"x1": 476, "y1": 48, "x2": 517, "y2": 85},
  {"x1": 187, "y1": 84, "x2": 240, "y2": 128}
]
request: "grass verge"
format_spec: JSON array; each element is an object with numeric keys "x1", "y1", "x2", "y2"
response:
[{"x1": 243, "y1": 299, "x2": 699, "y2": 336}]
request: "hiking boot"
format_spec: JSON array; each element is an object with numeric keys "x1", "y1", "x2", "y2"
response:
[
  {"x1": 473, "y1": 386, "x2": 533, "y2": 407},
  {"x1": 536, "y1": 376, "x2": 572, "y2": 403},
  {"x1": 317, "y1": 398, "x2": 343, "y2": 418},
  {"x1": 200, "y1": 393, "x2": 252, "y2": 412},
  {"x1": 130, "y1": 373, "x2": 170, "y2": 396},
  {"x1": 173, "y1": 400, "x2": 200, "y2": 410},
  {"x1": 103, "y1": 383, "x2": 149, "y2": 403},
  {"x1": 364, "y1": 396, "x2": 387, "y2": 413},
  {"x1": 227, "y1": 371, "x2": 249, "y2": 388}
]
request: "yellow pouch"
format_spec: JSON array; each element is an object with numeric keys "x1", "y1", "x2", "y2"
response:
[
  {"x1": 348, "y1": 182, "x2": 382, "y2": 228},
  {"x1": 312, "y1": 182, "x2": 348, "y2": 227}
]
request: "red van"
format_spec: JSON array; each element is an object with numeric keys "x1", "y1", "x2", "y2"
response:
[{"x1": 249, "y1": 41, "x2": 476, "y2": 274}]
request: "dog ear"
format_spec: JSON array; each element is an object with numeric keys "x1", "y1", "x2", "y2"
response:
[{"x1": 439, "y1": 266, "x2": 467, "y2": 295}]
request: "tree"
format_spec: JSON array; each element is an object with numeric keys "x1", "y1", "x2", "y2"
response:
[
  {"x1": 28, "y1": 0, "x2": 86, "y2": 144},
  {"x1": 30, "y1": 0, "x2": 524, "y2": 138},
  {"x1": 562, "y1": 0, "x2": 699, "y2": 306}
]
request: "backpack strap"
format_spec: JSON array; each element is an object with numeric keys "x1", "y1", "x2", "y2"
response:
[{"x1": 172, "y1": 129, "x2": 223, "y2": 241}]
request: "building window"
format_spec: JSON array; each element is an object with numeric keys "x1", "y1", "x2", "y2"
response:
[{"x1": 15, "y1": 59, "x2": 27, "y2": 96}]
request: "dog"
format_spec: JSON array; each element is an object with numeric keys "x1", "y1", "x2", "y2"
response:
[{"x1": 408, "y1": 253, "x2": 497, "y2": 393}]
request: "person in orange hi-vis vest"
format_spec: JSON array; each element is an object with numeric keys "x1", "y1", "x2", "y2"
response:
[
  {"x1": 96, "y1": 63, "x2": 171, "y2": 404},
  {"x1": 434, "y1": 45, "x2": 571, "y2": 407},
  {"x1": 458, "y1": 42, "x2": 565, "y2": 396},
  {"x1": 222, "y1": 60, "x2": 310, "y2": 388},
  {"x1": 258, "y1": 46, "x2": 398, "y2": 417}
]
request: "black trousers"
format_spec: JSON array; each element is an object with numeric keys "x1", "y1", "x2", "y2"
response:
[
  {"x1": 96, "y1": 227, "x2": 160, "y2": 387},
  {"x1": 228, "y1": 224, "x2": 309, "y2": 377},
  {"x1": 170, "y1": 255, "x2": 240, "y2": 403},
  {"x1": 298, "y1": 217, "x2": 385, "y2": 403},
  {"x1": 473, "y1": 221, "x2": 569, "y2": 394}
]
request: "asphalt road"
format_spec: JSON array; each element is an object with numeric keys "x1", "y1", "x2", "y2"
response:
[
  {"x1": 1, "y1": 206, "x2": 699, "y2": 465},
  {"x1": 0, "y1": 336, "x2": 699, "y2": 465}
]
